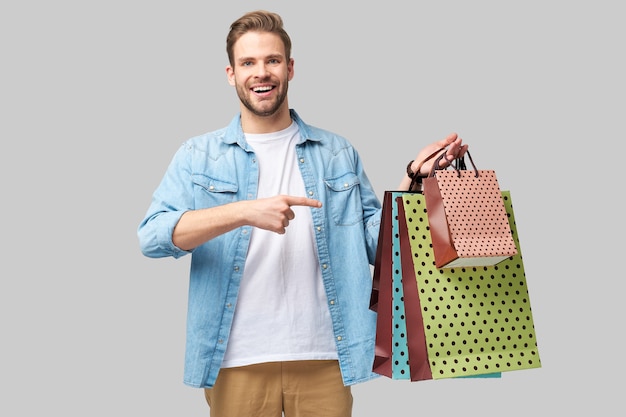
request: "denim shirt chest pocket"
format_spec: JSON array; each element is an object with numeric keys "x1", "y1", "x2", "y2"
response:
[
  {"x1": 192, "y1": 174, "x2": 239, "y2": 208},
  {"x1": 324, "y1": 172, "x2": 363, "y2": 226}
]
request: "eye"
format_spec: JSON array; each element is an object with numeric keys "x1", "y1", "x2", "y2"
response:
[{"x1": 268, "y1": 58, "x2": 280, "y2": 65}]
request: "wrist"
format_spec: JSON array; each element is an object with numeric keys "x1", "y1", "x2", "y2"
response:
[{"x1": 407, "y1": 160, "x2": 426, "y2": 179}]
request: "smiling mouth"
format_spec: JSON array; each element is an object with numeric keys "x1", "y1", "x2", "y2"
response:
[{"x1": 252, "y1": 86, "x2": 274, "y2": 93}]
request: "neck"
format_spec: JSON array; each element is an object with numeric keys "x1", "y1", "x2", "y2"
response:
[{"x1": 240, "y1": 105, "x2": 292, "y2": 134}]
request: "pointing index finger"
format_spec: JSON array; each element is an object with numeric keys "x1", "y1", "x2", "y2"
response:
[{"x1": 285, "y1": 196, "x2": 323, "y2": 208}]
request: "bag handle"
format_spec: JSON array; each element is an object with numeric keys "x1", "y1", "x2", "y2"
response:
[{"x1": 429, "y1": 149, "x2": 478, "y2": 178}]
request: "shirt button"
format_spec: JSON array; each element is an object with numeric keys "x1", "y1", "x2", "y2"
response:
[
  {"x1": 344, "y1": 183, "x2": 349, "y2": 188},
  {"x1": 322, "y1": 264, "x2": 328, "y2": 269},
  {"x1": 308, "y1": 190, "x2": 314, "y2": 197},
  {"x1": 337, "y1": 336, "x2": 342, "y2": 341},
  {"x1": 209, "y1": 185, "x2": 215, "y2": 191},
  {"x1": 329, "y1": 300, "x2": 335, "y2": 305},
  {"x1": 316, "y1": 226, "x2": 321, "y2": 232},
  {"x1": 234, "y1": 266, "x2": 239, "y2": 272},
  {"x1": 299, "y1": 158, "x2": 305, "y2": 163}
]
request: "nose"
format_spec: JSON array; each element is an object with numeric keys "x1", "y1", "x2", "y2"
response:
[{"x1": 254, "y1": 63, "x2": 270, "y2": 78}]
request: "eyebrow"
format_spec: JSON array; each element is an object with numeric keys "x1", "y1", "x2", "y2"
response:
[{"x1": 237, "y1": 53, "x2": 284, "y2": 64}]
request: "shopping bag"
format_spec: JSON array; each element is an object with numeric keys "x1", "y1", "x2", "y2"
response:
[
  {"x1": 371, "y1": 191, "x2": 433, "y2": 381},
  {"x1": 369, "y1": 191, "x2": 396, "y2": 378},
  {"x1": 388, "y1": 191, "x2": 411, "y2": 379},
  {"x1": 422, "y1": 151, "x2": 518, "y2": 268},
  {"x1": 401, "y1": 191, "x2": 541, "y2": 379},
  {"x1": 373, "y1": 191, "x2": 502, "y2": 381},
  {"x1": 394, "y1": 193, "x2": 434, "y2": 381}
]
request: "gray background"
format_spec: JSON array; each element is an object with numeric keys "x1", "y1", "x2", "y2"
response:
[{"x1": 2, "y1": 1, "x2": 623, "y2": 415}]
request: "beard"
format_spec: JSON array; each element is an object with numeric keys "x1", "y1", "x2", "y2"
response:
[{"x1": 235, "y1": 79, "x2": 289, "y2": 117}]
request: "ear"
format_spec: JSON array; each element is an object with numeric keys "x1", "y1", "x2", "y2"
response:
[
  {"x1": 287, "y1": 58, "x2": 295, "y2": 81},
  {"x1": 226, "y1": 65, "x2": 235, "y2": 86}
]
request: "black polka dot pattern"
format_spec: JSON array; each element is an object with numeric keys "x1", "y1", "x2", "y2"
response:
[
  {"x1": 390, "y1": 192, "x2": 411, "y2": 379},
  {"x1": 431, "y1": 170, "x2": 518, "y2": 263},
  {"x1": 399, "y1": 191, "x2": 541, "y2": 378}
]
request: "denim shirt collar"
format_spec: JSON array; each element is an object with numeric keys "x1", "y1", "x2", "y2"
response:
[{"x1": 222, "y1": 109, "x2": 322, "y2": 147}]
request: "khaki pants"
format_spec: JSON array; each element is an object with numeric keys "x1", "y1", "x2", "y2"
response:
[{"x1": 204, "y1": 360, "x2": 353, "y2": 417}]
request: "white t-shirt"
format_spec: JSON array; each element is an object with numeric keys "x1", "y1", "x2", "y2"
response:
[{"x1": 221, "y1": 122, "x2": 338, "y2": 368}]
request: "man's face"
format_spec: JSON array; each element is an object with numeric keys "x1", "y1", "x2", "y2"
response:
[{"x1": 226, "y1": 31, "x2": 294, "y2": 117}]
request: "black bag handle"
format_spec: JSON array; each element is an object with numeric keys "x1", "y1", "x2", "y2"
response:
[{"x1": 429, "y1": 149, "x2": 478, "y2": 178}]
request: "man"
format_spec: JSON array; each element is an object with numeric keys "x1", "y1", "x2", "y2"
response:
[{"x1": 138, "y1": 9, "x2": 466, "y2": 417}]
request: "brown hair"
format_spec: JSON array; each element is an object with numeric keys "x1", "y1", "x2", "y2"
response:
[{"x1": 226, "y1": 10, "x2": 292, "y2": 67}]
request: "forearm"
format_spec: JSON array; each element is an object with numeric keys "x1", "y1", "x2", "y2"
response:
[
  {"x1": 397, "y1": 173, "x2": 413, "y2": 191},
  {"x1": 172, "y1": 201, "x2": 248, "y2": 251}
]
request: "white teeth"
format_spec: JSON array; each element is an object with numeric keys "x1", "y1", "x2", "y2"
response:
[{"x1": 253, "y1": 86, "x2": 272, "y2": 92}]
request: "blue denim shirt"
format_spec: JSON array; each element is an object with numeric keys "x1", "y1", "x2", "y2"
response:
[{"x1": 138, "y1": 109, "x2": 382, "y2": 388}]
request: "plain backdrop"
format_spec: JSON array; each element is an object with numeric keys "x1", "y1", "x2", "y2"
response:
[{"x1": 2, "y1": 1, "x2": 623, "y2": 415}]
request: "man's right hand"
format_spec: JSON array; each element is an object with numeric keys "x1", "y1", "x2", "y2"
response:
[{"x1": 247, "y1": 195, "x2": 323, "y2": 234}]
